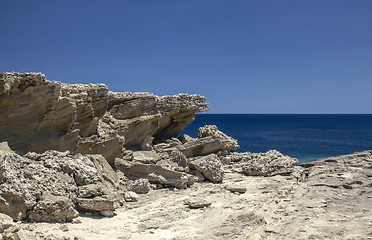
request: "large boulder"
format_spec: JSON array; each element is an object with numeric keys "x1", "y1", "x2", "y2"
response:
[
  {"x1": 0, "y1": 142, "x2": 77, "y2": 220},
  {"x1": 25, "y1": 150, "x2": 100, "y2": 186},
  {"x1": 178, "y1": 125, "x2": 239, "y2": 157},
  {"x1": 0, "y1": 142, "x2": 124, "y2": 221}
]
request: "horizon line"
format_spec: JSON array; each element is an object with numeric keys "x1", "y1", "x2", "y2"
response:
[{"x1": 199, "y1": 113, "x2": 372, "y2": 115}]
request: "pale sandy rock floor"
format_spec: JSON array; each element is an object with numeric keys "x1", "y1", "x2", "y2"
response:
[
  {"x1": 21, "y1": 165, "x2": 372, "y2": 240},
  {"x1": 21, "y1": 171, "x2": 296, "y2": 240}
]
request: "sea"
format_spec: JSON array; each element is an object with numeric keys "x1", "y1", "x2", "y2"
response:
[{"x1": 181, "y1": 114, "x2": 372, "y2": 163}]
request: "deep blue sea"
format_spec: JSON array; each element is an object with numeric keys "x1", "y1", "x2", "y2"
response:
[{"x1": 181, "y1": 114, "x2": 372, "y2": 163}]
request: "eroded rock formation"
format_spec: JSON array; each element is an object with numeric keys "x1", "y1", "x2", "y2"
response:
[
  {"x1": 0, "y1": 72, "x2": 370, "y2": 239},
  {"x1": 0, "y1": 72, "x2": 208, "y2": 165},
  {"x1": 0, "y1": 72, "x2": 320, "y2": 239}
]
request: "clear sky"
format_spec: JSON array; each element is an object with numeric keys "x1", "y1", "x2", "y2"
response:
[{"x1": 1, "y1": 1, "x2": 371, "y2": 113}]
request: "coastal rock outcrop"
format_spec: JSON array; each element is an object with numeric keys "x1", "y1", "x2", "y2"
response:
[
  {"x1": 0, "y1": 71, "x2": 371, "y2": 240},
  {"x1": 223, "y1": 150, "x2": 298, "y2": 176},
  {"x1": 0, "y1": 72, "x2": 209, "y2": 165},
  {"x1": 0, "y1": 141, "x2": 125, "y2": 221}
]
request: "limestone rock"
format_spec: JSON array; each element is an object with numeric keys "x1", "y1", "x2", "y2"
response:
[
  {"x1": 131, "y1": 150, "x2": 161, "y2": 164},
  {"x1": 2, "y1": 225, "x2": 42, "y2": 240},
  {"x1": 178, "y1": 125, "x2": 239, "y2": 157},
  {"x1": 177, "y1": 134, "x2": 194, "y2": 144},
  {"x1": 28, "y1": 195, "x2": 78, "y2": 222},
  {"x1": 184, "y1": 198, "x2": 211, "y2": 208},
  {"x1": 226, "y1": 184, "x2": 247, "y2": 193},
  {"x1": 0, "y1": 72, "x2": 208, "y2": 165},
  {"x1": 261, "y1": 151, "x2": 372, "y2": 240},
  {"x1": 0, "y1": 142, "x2": 125, "y2": 222},
  {"x1": 25, "y1": 150, "x2": 100, "y2": 186},
  {"x1": 0, "y1": 142, "x2": 77, "y2": 220},
  {"x1": 115, "y1": 158, "x2": 194, "y2": 189},
  {"x1": 0, "y1": 213, "x2": 15, "y2": 233},
  {"x1": 154, "y1": 94, "x2": 209, "y2": 142},
  {"x1": 59, "y1": 224, "x2": 69, "y2": 232},
  {"x1": 76, "y1": 195, "x2": 120, "y2": 211},
  {"x1": 229, "y1": 150, "x2": 298, "y2": 176},
  {"x1": 125, "y1": 179, "x2": 151, "y2": 194},
  {"x1": 77, "y1": 184, "x2": 105, "y2": 198},
  {"x1": 154, "y1": 147, "x2": 188, "y2": 170},
  {"x1": 0, "y1": 73, "x2": 107, "y2": 154},
  {"x1": 100, "y1": 210, "x2": 115, "y2": 217},
  {"x1": 189, "y1": 154, "x2": 224, "y2": 183},
  {"x1": 124, "y1": 191, "x2": 139, "y2": 202}
]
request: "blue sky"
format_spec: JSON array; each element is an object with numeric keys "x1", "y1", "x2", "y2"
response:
[{"x1": 1, "y1": 0, "x2": 371, "y2": 113}]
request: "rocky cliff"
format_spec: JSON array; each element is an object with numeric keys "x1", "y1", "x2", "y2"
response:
[
  {"x1": 0, "y1": 72, "x2": 370, "y2": 240},
  {"x1": 0, "y1": 72, "x2": 208, "y2": 165}
]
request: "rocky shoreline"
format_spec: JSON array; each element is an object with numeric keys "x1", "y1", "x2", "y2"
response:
[{"x1": 0, "y1": 73, "x2": 371, "y2": 240}]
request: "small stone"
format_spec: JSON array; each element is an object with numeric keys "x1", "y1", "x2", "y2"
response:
[
  {"x1": 184, "y1": 198, "x2": 212, "y2": 209},
  {"x1": 0, "y1": 213, "x2": 16, "y2": 233},
  {"x1": 43, "y1": 233, "x2": 58, "y2": 240},
  {"x1": 22, "y1": 224, "x2": 35, "y2": 231},
  {"x1": 74, "y1": 236, "x2": 85, "y2": 240},
  {"x1": 72, "y1": 218, "x2": 82, "y2": 224},
  {"x1": 226, "y1": 184, "x2": 247, "y2": 193},
  {"x1": 124, "y1": 191, "x2": 139, "y2": 202},
  {"x1": 343, "y1": 184, "x2": 353, "y2": 189},
  {"x1": 100, "y1": 210, "x2": 115, "y2": 217},
  {"x1": 59, "y1": 224, "x2": 69, "y2": 232}
]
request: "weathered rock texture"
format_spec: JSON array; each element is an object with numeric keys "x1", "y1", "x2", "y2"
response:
[
  {"x1": 178, "y1": 125, "x2": 239, "y2": 157},
  {"x1": 0, "y1": 142, "x2": 124, "y2": 221},
  {"x1": 28, "y1": 195, "x2": 79, "y2": 223},
  {"x1": 188, "y1": 154, "x2": 224, "y2": 183},
  {"x1": 1, "y1": 71, "x2": 370, "y2": 240},
  {"x1": 12, "y1": 150, "x2": 369, "y2": 240},
  {"x1": 222, "y1": 150, "x2": 298, "y2": 176},
  {"x1": 0, "y1": 72, "x2": 208, "y2": 164}
]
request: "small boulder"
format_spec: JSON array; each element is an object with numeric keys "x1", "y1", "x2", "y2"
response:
[
  {"x1": 178, "y1": 125, "x2": 239, "y2": 157},
  {"x1": 28, "y1": 194, "x2": 79, "y2": 223},
  {"x1": 100, "y1": 210, "x2": 115, "y2": 217},
  {"x1": 184, "y1": 198, "x2": 212, "y2": 209},
  {"x1": 76, "y1": 195, "x2": 120, "y2": 211},
  {"x1": 115, "y1": 158, "x2": 194, "y2": 189},
  {"x1": 240, "y1": 150, "x2": 298, "y2": 176},
  {"x1": 125, "y1": 179, "x2": 150, "y2": 194},
  {"x1": 189, "y1": 154, "x2": 224, "y2": 183}
]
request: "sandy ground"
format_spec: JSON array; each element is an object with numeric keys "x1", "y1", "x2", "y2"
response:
[
  {"x1": 20, "y1": 162, "x2": 372, "y2": 240},
  {"x1": 24, "y1": 170, "x2": 297, "y2": 240}
]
